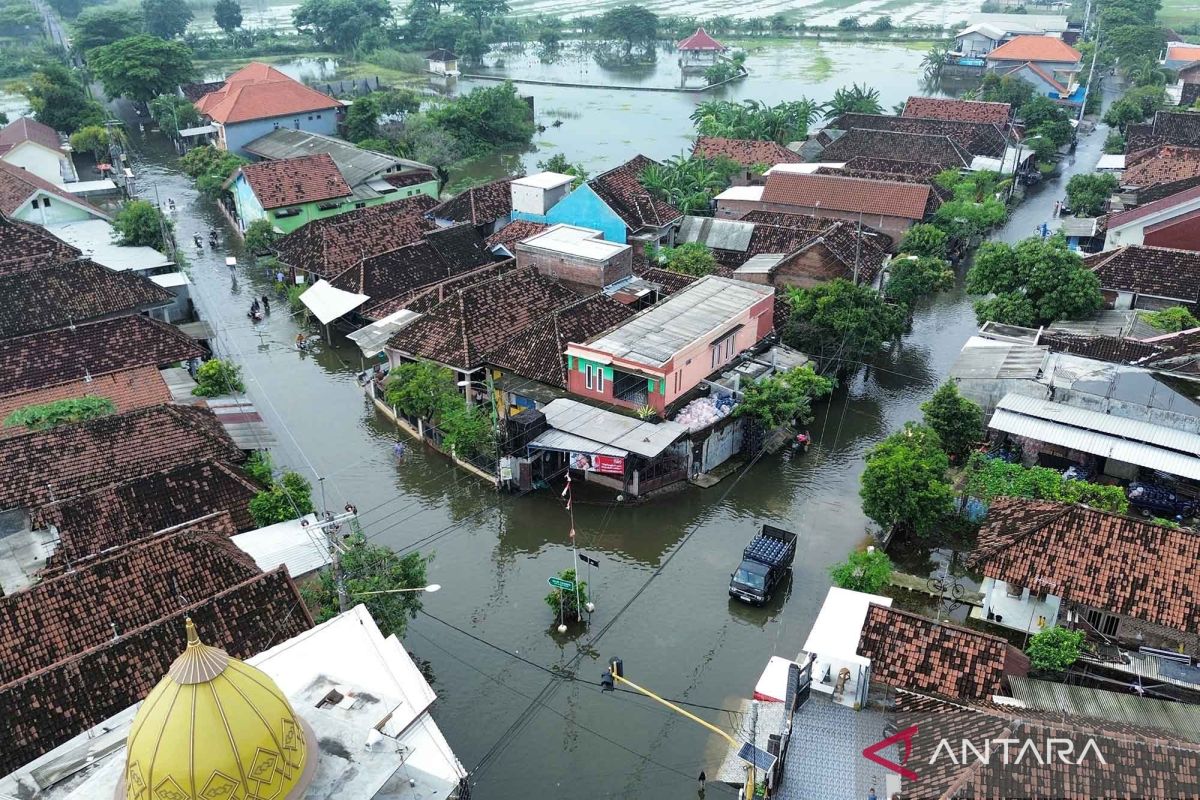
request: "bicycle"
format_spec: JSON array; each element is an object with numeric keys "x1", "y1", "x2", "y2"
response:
[{"x1": 927, "y1": 574, "x2": 966, "y2": 600}]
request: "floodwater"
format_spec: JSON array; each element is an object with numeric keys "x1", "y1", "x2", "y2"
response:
[{"x1": 112, "y1": 73, "x2": 1114, "y2": 796}]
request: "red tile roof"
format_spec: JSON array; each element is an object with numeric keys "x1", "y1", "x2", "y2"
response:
[
  {"x1": 1085, "y1": 245, "x2": 1200, "y2": 301},
  {"x1": 1168, "y1": 45, "x2": 1200, "y2": 64},
  {"x1": 590, "y1": 155, "x2": 682, "y2": 232},
  {"x1": 237, "y1": 153, "x2": 351, "y2": 209},
  {"x1": 902, "y1": 96, "x2": 1012, "y2": 125},
  {"x1": 0, "y1": 565, "x2": 310, "y2": 776},
  {"x1": 0, "y1": 366, "x2": 171, "y2": 437},
  {"x1": 0, "y1": 213, "x2": 79, "y2": 274},
  {"x1": 485, "y1": 220, "x2": 550, "y2": 251},
  {"x1": 429, "y1": 176, "x2": 514, "y2": 226},
  {"x1": 677, "y1": 27, "x2": 726, "y2": 51},
  {"x1": 195, "y1": 62, "x2": 339, "y2": 124},
  {"x1": 857, "y1": 604, "x2": 1024, "y2": 700},
  {"x1": 0, "y1": 404, "x2": 243, "y2": 511},
  {"x1": 0, "y1": 117, "x2": 64, "y2": 155},
  {"x1": 0, "y1": 160, "x2": 107, "y2": 218},
  {"x1": 760, "y1": 172, "x2": 931, "y2": 220},
  {"x1": 0, "y1": 314, "x2": 205, "y2": 398},
  {"x1": 1122, "y1": 146, "x2": 1200, "y2": 190},
  {"x1": 692, "y1": 136, "x2": 805, "y2": 167},
  {"x1": 1108, "y1": 182, "x2": 1200, "y2": 230},
  {"x1": 829, "y1": 112, "x2": 1009, "y2": 158},
  {"x1": 970, "y1": 498, "x2": 1200, "y2": 634},
  {"x1": 1017, "y1": 61, "x2": 1069, "y2": 94},
  {"x1": 819, "y1": 128, "x2": 972, "y2": 168},
  {"x1": 363, "y1": 258, "x2": 519, "y2": 319},
  {"x1": 0, "y1": 258, "x2": 172, "y2": 339},
  {"x1": 33, "y1": 461, "x2": 260, "y2": 570},
  {"x1": 986, "y1": 35, "x2": 1082, "y2": 63}
]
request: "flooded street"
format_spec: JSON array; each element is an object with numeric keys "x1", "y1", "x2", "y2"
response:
[{"x1": 116, "y1": 78, "x2": 1113, "y2": 797}]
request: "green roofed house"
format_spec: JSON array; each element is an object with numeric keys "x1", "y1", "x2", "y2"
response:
[{"x1": 227, "y1": 128, "x2": 438, "y2": 235}]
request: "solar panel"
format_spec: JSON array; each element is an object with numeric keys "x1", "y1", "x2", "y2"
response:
[{"x1": 737, "y1": 742, "x2": 777, "y2": 773}]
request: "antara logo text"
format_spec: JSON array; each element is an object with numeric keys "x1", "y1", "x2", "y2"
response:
[{"x1": 862, "y1": 725, "x2": 1108, "y2": 782}]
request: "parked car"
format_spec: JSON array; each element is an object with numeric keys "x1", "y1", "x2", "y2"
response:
[
  {"x1": 1127, "y1": 482, "x2": 1196, "y2": 519},
  {"x1": 729, "y1": 525, "x2": 797, "y2": 605}
]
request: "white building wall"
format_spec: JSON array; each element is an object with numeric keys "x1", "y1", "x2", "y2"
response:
[{"x1": 1, "y1": 142, "x2": 72, "y2": 185}]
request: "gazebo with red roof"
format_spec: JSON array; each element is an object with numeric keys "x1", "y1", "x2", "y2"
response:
[{"x1": 677, "y1": 27, "x2": 727, "y2": 68}]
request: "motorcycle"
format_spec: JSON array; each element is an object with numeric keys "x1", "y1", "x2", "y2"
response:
[{"x1": 193, "y1": 234, "x2": 203, "y2": 249}]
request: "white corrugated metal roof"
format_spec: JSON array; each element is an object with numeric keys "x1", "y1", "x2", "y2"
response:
[
  {"x1": 231, "y1": 513, "x2": 331, "y2": 578},
  {"x1": 1096, "y1": 153, "x2": 1125, "y2": 171},
  {"x1": 540, "y1": 398, "x2": 686, "y2": 458},
  {"x1": 677, "y1": 216, "x2": 756, "y2": 251},
  {"x1": 990, "y1": 407, "x2": 1200, "y2": 479},
  {"x1": 577, "y1": 275, "x2": 774, "y2": 368},
  {"x1": 996, "y1": 393, "x2": 1200, "y2": 455},
  {"x1": 347, "y1": 309, "x2": 421, "y2": 357},
  {"x1": 735, "y1": 254, "x2": 784, "y2": 274},
  {"x1": 300, "y1": 279, "x2": 369, "y2": 324},
  {"x1": 527, "y1": 428, "x2": 628, "y2": 457},
  {"x1": 714, "y1": 185, "x2": 764, "y2": 202},
  {"x1": 1007, "y1": 676, "x2": 1200, "y2": 743},
  {"x1": 512, "y1": 171, "x2": 574, "y2": 189}
]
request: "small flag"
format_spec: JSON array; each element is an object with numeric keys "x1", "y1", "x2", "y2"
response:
[
  {"x1": 569, "y1": 527, "x2": 576, "y2": 539},
  {"x1": 580, "y1": 554, "x2": 600, "y2": 568},
  {"x1": 560, "y1": 484, "x2": 570, "y2": 498},
  {"x1": 565, "y1": 496, "x2": 572, "y2": 511}
]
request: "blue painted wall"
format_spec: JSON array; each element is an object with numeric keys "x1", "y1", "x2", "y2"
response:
[
  {"x1": 230, "y1": 173, "x2": 267, "y2": 231},
  {"x1": 512, "y1": 184, "x2": 628, "y2": 243},
  {"x1": 220, "y1": 111, "x2": 338, "y2": 156}
]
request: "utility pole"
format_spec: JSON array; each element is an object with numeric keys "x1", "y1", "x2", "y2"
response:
[{"x1": 302, "y1": 505, "x2": 357, "y2": 613}]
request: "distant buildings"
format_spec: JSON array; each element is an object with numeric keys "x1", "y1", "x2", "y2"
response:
[
  {"x1": 427, "y1": 48, "x2": 460, "y2": 76},
  {"x1": 0, "y1": 117, "x2": 77, "y2": 185},
  {"x1": 676, "y1": 27, "x2": 727, "y2": 69},
  {"x1": 984, "y1": 36, "x2": 1084, "y2": 104}
]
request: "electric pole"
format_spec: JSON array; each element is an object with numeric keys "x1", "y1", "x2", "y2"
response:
[{"x1": 302, "y1": 504, "x2": 358, "y2": 613}]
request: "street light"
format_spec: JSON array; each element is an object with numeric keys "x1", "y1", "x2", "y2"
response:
[{"x1": 352, "y1": 584, "x2": 441, "y2": 597}]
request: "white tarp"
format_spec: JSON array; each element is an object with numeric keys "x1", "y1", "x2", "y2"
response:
[{"x1": 300, "y1": 279, "x2": 368, "y2": 324}]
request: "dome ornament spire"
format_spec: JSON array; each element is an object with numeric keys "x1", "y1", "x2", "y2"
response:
[{"x1": 168, "y1": 617, "x2": 230, "y2": 685}]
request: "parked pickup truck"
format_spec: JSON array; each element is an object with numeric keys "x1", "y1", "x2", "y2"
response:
[
  {"x1": 1128, "y1": 482, "x2": 1196, "y2": 519},
  {"x1": 729, "y1": 525, "x2": 798, "y2": 605}
]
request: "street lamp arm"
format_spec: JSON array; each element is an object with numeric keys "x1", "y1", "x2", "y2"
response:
[
  {"x1": 352, "y1": 584, "x2": 441, "y2": 596},
  {"x1": 611, "y1": 673, "x2": 740, "y2": 748}
]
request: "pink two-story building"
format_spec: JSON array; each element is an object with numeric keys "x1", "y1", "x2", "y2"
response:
[{"x1": 564, "y1": 275, "x2": 775, "y2": 414}]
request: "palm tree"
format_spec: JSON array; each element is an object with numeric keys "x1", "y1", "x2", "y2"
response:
[
  {"x1": 921, "y1": 45, "x2": 949, "y2": 80},
  {"x1": 823, "y1": 83, "x2": 883, "y2": 119},
  {"x1": 1126, "y1": 57, "x2": 1167, "y2": 87}
]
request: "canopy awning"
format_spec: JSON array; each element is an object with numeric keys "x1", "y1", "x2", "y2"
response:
[
  {"x1": 539, "y1": 398, "x2": 687, "y2": 458},
  {"x1": 300, "y1": 279, "x2": 369, "y2": 325},
  {"x1": 347, "y1": 309, "x2": 421, "y2": 357},
  {"x1": 528, "y1": 429, "x2": 628, "y2": 458},
  {"x1": 178, "y1": 124, "x2": 217, "y2": 137}
]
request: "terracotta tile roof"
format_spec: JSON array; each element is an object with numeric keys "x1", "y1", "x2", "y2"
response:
[
  {"x1": 970, "y1": 497, "x2": 1200, "y2": 634},
  {"x1": 1136, "y1": 173, "x2": 1200, "y2": 206},
  {"x1": 179, "y1": 79, "x2": 225, "y2": 102},
  {"x1": 425, "y1": 222, "x2": 493, "y2": 269},
  {"x1": 0, "y1": 117, "x2": 64, "y2": 154},
  {"x1": 840, "y1": 156, "x2": 944, "y2": 179},
  {"x1": 828, "y1": 112, "x2": 1008, "y2": 158},
  {"x1": 383, "y1": 169, "x2": 436, "y2": 189},
  {"x1": 1085, "y1": 245, "x2": 1200, "y2": 301},
  {"x1": 0, "y1": 565, "x2": 310, "y2": 776},
  {"x1": 0, "y1": 258, "x2": 172, "y2": 339},
  {"x1": 0, "y1": 404, "x2": 243, "y2": 511},
  {"x1": 692, "y1": 136, "x2": 805, "y2": 167},
  {"x1": 195, "y1": 62, "x2": 338, "y2": 124},
  {"x1": 0, "y1": 213, "x2": 79, "y2": 274},
  {"x1": 0, "y1": 314, "x2": 205, "y2": 398},
  {"x1": 1106, "y1": 182, "x2": 1200, "y2": 231},
  {"x1": 903, "y1": 96, "x2": 1012, "y2": 125},
  {"x1": 589, "y1": 154, "x2": 681, "y2": 232},
  {"x1": 0, "y1": 160, "x2": 107, "y2": 218},
  {"x1": 857, "y1": 604, "x2": 1022, "y2": 699},
  {"x1": 363, "y1": 258, "x2": 519, "y2": 319},
  {"x1": 761, "y1": 172, "x2": 930, "y2": 220},
  {"x1": 1037, "y1": 331, "x2": 1164, "y2": 363},
  {"x1": 1122, "y1": 146, "x2": 1200, "y2": 190},
  {"x1": 236, "y1": 153, "x2": 351, "y2": 209},
  {"x1": 1009, "y1": 61, "x2": 1068, "y2": 94},
  {"x1": 429, "y1": 176, "x2": 514, "y2": 226},
  {"x1": 818, "y1": 166, "x2": 948, "y2": 218},
  {"x1": 1168, "y1": 45, "x2": 1200, "y2": 65},
  {"x1": 486, "y1": 294, "x2": 636, "y2": 387},
  {"x1": 0, "y1": 366, "x2": 171, "y2": 437},
  {"x1": 789, "y1": 220, "x2": 889, "y2": 282},
  {"x1": 677, "y1": 27, "x2": 725, "y2": 50},
  {"x1": 986, "y1": 35, "x2": 1081, "y2": 63},
  {"x1": 33, "y1": 461, "x2": 260, "y2": 570},
  {"x1": 386, "y1": 266, "x2": 581, "y2": 369},
  {"x1": 328, "y1": 224, "x2": 490, "y2": 302},
  {"x1": 1127, "y1": 111, "x2": 1200, "y2": 152},
  {"x1": 637, "y1": 266, "x2": 700, "y2": 295},
  {"x1": 273, "y1": 194, "x2": 438, "y2": 279},
  {"x1": 485, "y1": 220, "x2": 550, "y2": 251}
]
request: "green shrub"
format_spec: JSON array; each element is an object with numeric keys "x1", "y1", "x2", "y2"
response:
[
  {"x1": 829, "y1": 548, "x2": 892, "y2": 593},
  {"x1": 544, "y1": 568, "x2": 589, "y2": 623},
  {"x1": 192, "y1": 359, "x2": 245, "y2": 396},
  {"x1": 1026, "y1": 626, "x2": 1084, "y2": 672},
  {"x1": 1141, "y1": 306, "x2": 1200, "y2": 332},
  {"x1": 248, "y1": 470, "x2": 315, "y2": 526},
  {"x1": 243, "y1": 450, "x2": 274, "y2": 486},
  {"x1": 962, "y1": 453, "x2": 1128, "y2": 513},
  {"x1": 3, "y1": 396, "x2": 115, "y2": 430}
]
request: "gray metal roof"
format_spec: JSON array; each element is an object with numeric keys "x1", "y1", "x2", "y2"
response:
[
  {"x1": 995, "y1": 392, "x2": 1200, "y2": 456},
  {"x1": 347, "y1": 309, "x2": 421, "y2": 357},
  {"x1": 581, "y1": 276, "x2": 774, "y2": 369},
  {"x1": 1007, "y1": 676, "x2": 1200, "y2": 743},
  {"x1": 242, "y1": 128, "x2": 433, "y2": 188},
  {"x1": 527, "y1": 428, "x2": 628, "y2": 457},
  {"x1": 1059, "y1": 217, "x2": 1098, "y2": 237},
  {"x1": 1048, "y1": 310, "x2": 1160, "y2": 340},
  {"x1": 540, "y1": 399, "x2": 686, "y2": 458},
  {"x1": 676, "y1": 216, "x2": 755, "y2": 252},
  {"x1": 735, "y1": 253, "x2": 785, "y2": 274},
  {"x1": 949, "y1": 337, "x2": 1047, "y2": 381}
]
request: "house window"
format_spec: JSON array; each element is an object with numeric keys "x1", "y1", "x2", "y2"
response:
[
  {"x1": 43, "y1": 197, "x2": 50, "y2": 207},
  {"x1": 596, "y1": 368, "x2": 605, "y2": 392},
  {"x1": 584, "y1": 364, "x2": 594, "y2": 390},
  {"x1": 273, "y1": 122, "x2": 281, "y2": 129},
  {"x1": 275, "y1": 207, "x2": 301, "y2": 218},
  {"x1": 355, "y1": 202, "x2": 366, "y2": 209},
  {"x1": 293, "y1": 118, "x2": 301, "y2": 129},
  {"x1": 316, "y1": 114, "x2": 322, "y2": 119},
  {"x1": 316, "y1": 200, "x2": 342, "y2": 211},
  {"x1": 711, "y1": 332, "x2": 737, "y2": 370},
  {"x1": 308, "y1": 115, "x2": 314, "y2": 120},
  {"x1": 30, "y1": 199, "x2": 38, "y2": 208},
  {"x1": 674, "y1": 371, "x2": 682, "y2": 393},
  {"x1": 1085, "y1": 608, "x2": 1120, "y2": 637}
]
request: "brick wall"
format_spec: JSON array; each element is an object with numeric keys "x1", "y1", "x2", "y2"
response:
[
  {"x1": 1066, "y1": 601, "x2": 1200, "y2": 656},
  {"x1": 517, "y1": 247, "x2": 632, "y2": 290}
]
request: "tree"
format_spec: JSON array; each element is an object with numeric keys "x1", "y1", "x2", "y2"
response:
[
  {"x1": 21, "y1": 62, "x2": 106, "y2": 133},
  {"x1": 868, "y1": 14, "x2": 892, "y2": 31},
  {"x1": 89, "y1": 35, "x2": 195, "y2": 103},
  {"x1": 830, "y1": 548, "x2": 893, "y2": 593},
  {"x1": 544, "y1": 568, "x2": 589, "y2": 623},
  {"x1": 69, "y1": 125, "x2": 119, "y2": 162},
  {"x1": 595, "y1": 4, "x2": 658, "y2": 58},
  {"x1": 181, "y1": 144, "x2": 247, "y2": 197},
  {"x1": 859, "y1": 422, "x2": 954, "y2": 538},
  {"x1": 1025, "y1": 626, "x2": 1084, "y2": 672},
  {"x1": 640, "y1": 154, "x2": 738, "y2": 215},
  {"x1": 243, "y1": 218, "x2": 278, "y2": 255},
  {"x1": 932, "y1": 197, "x2": 1008, "y2": 243},
  {"x1": 213, "y1": 0, "x2": 243, "y2": 32},
  {"x1": 979, "y1": 72, "x2": 1034, "y2": 112},
  {"x1": 455, "y1": 29, "x2": 488, "y2": 65},
  {"x1": 921, "y1": 381, "x2": 982, "y2": 461},
  {"x1": 426, "y1": 81, "x2": 533, "y2": 155},
  {"x1": 440, "y1": 401, "x2": 494, "y2": 458},
  {"x1": 654, "y1": 241, "x2": 717, "y2": 276},
  {"x1": 454, "y1": 0, "x2": 508, "y2": 32},
  {"x1": 48, "y1": 0, "x2": 83, "y2": 18},
  {"x1": 400, "y1": 115, "x2": 464, "y2": 185},
  {"x1": 293, "y1": 0, "x2": 394, "y2": 51},
  {"x1": 1065, "y1": 173, "x2": 1118, "y2": 217},
  {"x1": 72, "y1": 6, "x2": 142, "y2": 52},
  {"x1": 1019, "y1": 95, "x2": 1067, "y2": 130},
  {"x1": 1103, "y1": 130, "x2": 1126, "y2": 154},
  {"x1": 243, "y1": 450, "x2": 274, "y2": 486},
  {"x1": 781, "y1": 279, "x2": 906, "y2": 369},
  {"x1": 384, "y1": 361, "x2": 458, "y2": 420},
  {"x1": 884, "y1": 255, "x2": 953, "y2": 308},
  {"x1": 962, "y1": 453, "x2": 1129, "y2": 513},
  {"x1": 836, "y1": 16, "x2": 861, "y2": 30},
  {"x1": 304, "y1": 534, "x2": 432, "y2": 635},
  {"x1": 113, "y1": 200, "x2": 172, "y2": 249},
  {"x1": 4, "y1": 396, "x2": 116, "y2": 430},
  {"x1": 345, "y1": 94, "x2": 381, "y2": 142},
  {"x1": 967, "y1": 236, "x2": 1102, "y2": 327},
  {"x1": 1141, "y1": 306, "x2": 1200, "y2": 332},
  {"x1": 149, "y1": 94, "x2": 200, "y2": 138},
  {"x1": 734, "y1": 365, "x2": 835, "y2": 429},
  {"x1": 192, "y1": 358, "x2": 245, "y2": 396},
  {"x1": 823, "y1": 83, "x2": 882, "y2": 119},
  {"x1": 690, "y1": 98, "x2": 819, "y2": 143},
  {"x1": 142, "y1": 0, "x2": 193, "y2": 38},
  {"x1": 249, "y1": 471, "x2": 316, "y2": 526},
  {"x1": 898, "y1": 223, "x2": 949, "y2": 259},
  {"x1": 537, "y1": 153, "x2": 587, "y2": 187},
  {"x1": 1104, "y1": 23, "x2": 1164, "y2": 65}
]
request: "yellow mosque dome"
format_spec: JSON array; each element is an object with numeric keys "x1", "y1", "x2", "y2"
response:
[{"x1": 119, "y1": 619, "x2": 316, "y2": 800}]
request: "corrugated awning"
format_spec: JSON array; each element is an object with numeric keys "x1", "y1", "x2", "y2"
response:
[
  {"x1": 347, "y1": 309, "x2": 421, "y2": 357},
  {"x1": 540, "y1": 398, "x2": 687, "y2": 458},
  {"x1": 300, "y1": 279, "x2": 369, "y2": 325},
  {"x1": 231, "y1": 513, "x2": 331, "y2": 578},
  {"x1": 178, "y1": 124, "x2": 217, "y2": 137},
  {"x1": 528, "y1": 429, "x2": 627, "y2": 457}
]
